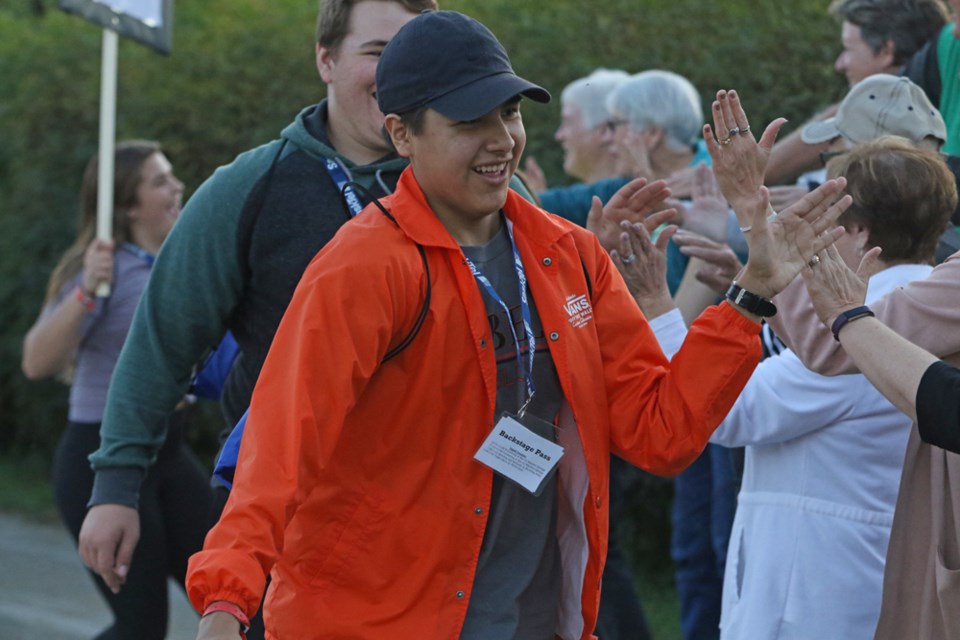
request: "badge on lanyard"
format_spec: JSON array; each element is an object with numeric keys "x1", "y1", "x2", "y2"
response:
[
  {"x1": 475, "y1": 411, "x2": 564, "y2": 496},
  {"x1": 466, "y1": 218, "x2": 564, "y2": 496}
]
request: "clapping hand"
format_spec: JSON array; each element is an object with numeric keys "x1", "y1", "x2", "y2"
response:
[
  {"x1": 703, "y1": 89, "x2": 848, "y2": 302},
  {"x1": 672, "y1": 230, "x2": 743, "y2": 294},
  {"x1": 670, "y1": 162, "x2": 729, "y2": 243},
  {"x1": 586, "y1": 178, "x2": 677, "y2": 253},
  {"x1": 611, "y1": 220, "x2": 679, "y2": 319},
  {"x1": 801, "y1": 244, "x2": 883, "y2": 327},
  {"x1": 703, "y1": 89, "x2": 786, "y2": 218}
]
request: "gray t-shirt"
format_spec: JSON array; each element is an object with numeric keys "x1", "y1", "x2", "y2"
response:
[
  {"x1": 459, "y1": 219, "x2": 564, "y2": 640},
  {"x1": 44, "y1": 246, "x2": 153, "y2": 423}
]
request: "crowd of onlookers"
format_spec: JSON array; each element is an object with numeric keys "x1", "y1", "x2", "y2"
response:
[{"x1": 21, "y1": 0, "x2": 960, "y2": 639}]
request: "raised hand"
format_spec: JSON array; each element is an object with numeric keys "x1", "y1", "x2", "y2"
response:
[
  {"x1": 665, "y1": 165, "x2": 697, "y2": 199},
  {"x1": 522, "y1": 156, "x2": 548, "y2": 194},
  {"x1": 703, "y1": 89, "x2": 787, "y2": 218},
  {"x1": 611, "y1": 220, "x2": 678, "y2": 318},
  {"x1": 675, "y1": 162, "x2": 729, "y2": 243},
  {"x1": 586, "y1": 178, "x2": 676, "y2": 253},
  {"x1": 737, "y1": 178, "x2": 851, "y2": 299},
  {"x1": 801, "y1": 244, "x2": 883, "y2": 326},
  {"x1": 767, "y1": 184, "x2": 810, "y2": 212},
  {"x1": 672, "y1": 230, "x2": 743, "y2": 294}
]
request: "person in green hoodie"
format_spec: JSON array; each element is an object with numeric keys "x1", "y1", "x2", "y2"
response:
[{"x1": 77, "y1": 2, "x2": 436, "y2": 637}]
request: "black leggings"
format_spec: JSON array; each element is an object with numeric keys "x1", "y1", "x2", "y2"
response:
[{"x1": 53, "y1": 413, "x2": 213, "y2": 640}]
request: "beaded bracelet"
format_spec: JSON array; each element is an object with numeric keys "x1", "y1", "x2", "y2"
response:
[
  {"x1": 202, "y1": 601, "x2": 250, "y2": 637},
  {"x1": 73, "y1": 286, "x2": 96, "y2": 311}
]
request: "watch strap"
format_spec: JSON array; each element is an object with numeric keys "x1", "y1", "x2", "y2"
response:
[
  {"x1": 831, "y1": 305, "x2": 875, "y2": 341},
  {"x1": 724, "y1": 282, "x2": 777, "y2": 318}
]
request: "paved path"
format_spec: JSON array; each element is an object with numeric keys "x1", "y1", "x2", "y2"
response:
[{"x1": 0, "y1": 512, "x2": 198, "y2": 639}]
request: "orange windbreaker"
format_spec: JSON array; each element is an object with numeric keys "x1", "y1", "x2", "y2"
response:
[{"x1": 187, "y1": 167, "x2": 762, "y2": 639}]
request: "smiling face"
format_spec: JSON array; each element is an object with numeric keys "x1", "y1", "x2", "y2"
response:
[
  {"x1": 835, "y1": 21, "x2": 895, "y2": 87},
  {"x1": 388, "y1": 100, "x2": 525, "y2": 245},
  {"x1": 127, "y1": 152, "x2": 183, "y2": 252},
  {"x1": 555, "y1": 103, "x2": 614, "y2": 181},
  {"x1": 317, "y1": 0, "x2": 419, "y2": 164}
]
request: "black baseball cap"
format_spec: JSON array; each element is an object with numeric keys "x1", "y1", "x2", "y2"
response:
[{"x1": 376, "y1": 10, "x2": 551, "y2": 121}]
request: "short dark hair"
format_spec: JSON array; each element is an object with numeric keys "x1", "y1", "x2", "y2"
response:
[
  {"x1": 381, "y1": 105, "x2": 428, "y2": 148},
  {"x1": 829, "y1": 0, "x2": 949, "y2": 65},
  {"x1": 316, "y1": 0, "x2": 438, "y2": 51},
  {"x1": 827, "y1": 136, "x2": 957, "y2": 263}
]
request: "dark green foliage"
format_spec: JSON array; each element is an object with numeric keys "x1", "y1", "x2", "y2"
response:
[
  {"x1": 1, "y1": 0, "x2": 840, "y2": 591},
  {"x1": 0, "y1": 0, "x2": 841, "y2": 452}
]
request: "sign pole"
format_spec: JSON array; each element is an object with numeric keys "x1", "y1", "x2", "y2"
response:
[{"x1": 95, "y1": 26, "x2": 118, "y2": 298}]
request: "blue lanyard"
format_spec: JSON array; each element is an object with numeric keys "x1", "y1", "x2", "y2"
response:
[
  {"x1": 121, "y1": 243, "x2": 155, "y2": 267},
  {"x1": 463, "y1": 218, "x2": 537, "y2": 409},
  {"x1": 323, "y1": 158, "x2": 364, "y2": 217}
]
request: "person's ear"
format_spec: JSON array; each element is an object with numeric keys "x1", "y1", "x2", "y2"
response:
[
  {"x1": 851, "y1": 222, "x2": 870, "y2": 254},
  {"x1": 316, "y1": 43, "x2": 335, "y2": 83},
  {"x1": 642, "y1": 126, "x2": 664, "y2": 151},
  {"x1": 384, "y1": 115, "x2": 412, "y2": 158},
  {"x1": 878, "y1": 39, "x2": 896, "y2": 69}
]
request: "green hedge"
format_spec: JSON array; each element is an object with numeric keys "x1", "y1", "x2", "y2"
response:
[{"x1": 0, "y1": 0, "x2": 841, "y2": 607}]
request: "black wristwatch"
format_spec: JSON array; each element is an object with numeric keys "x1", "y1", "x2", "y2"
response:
[
  {"x1": 830, "y1": 305, "x2": 875, "y2": 341},
  {"x1": 725, "y1": 282, "x2": 777, "y2": 318}
]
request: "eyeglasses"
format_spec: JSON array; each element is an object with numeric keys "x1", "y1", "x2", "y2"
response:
[
  {"x1": 602, "y1": 119, "x2": 629, "y2": 134},
  {"x1": 819, "y1": 150, "x2": 847, "y2": 167}
]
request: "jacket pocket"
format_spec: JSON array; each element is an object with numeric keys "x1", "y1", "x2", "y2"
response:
[{"x1": 294, "y1": 490, "x2": 385, "y2": 590}]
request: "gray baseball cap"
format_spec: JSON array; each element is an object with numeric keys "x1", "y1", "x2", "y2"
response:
[{"x1": 801, "y1": 74, "x2": 945, "y2": 146}]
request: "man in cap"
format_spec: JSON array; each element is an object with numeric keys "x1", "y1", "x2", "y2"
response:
[
  {"x1": 764, "y1": 0, "x2": 948, "y2": 186},
  {"x1": 800, "y1": 73, "x2": 947, "y2": 149},
  {"x1": 185, "y1": 10, "x2": 846, "y2": 639},
  {"x1": 800, "y1": 74, "x2": 959, "y2": 261}
]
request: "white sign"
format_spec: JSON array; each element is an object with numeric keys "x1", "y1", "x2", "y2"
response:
[
  {"x1": 99, "y1": 0, "x2": 163, "y2": 27},
  {"x1": 59, "y1": 0, "x2": 173, "y2": 54}
]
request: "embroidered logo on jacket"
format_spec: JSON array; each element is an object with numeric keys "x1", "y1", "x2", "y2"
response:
[{"x1": 564, "y1": 293, "x2": 593, "y2": 329}]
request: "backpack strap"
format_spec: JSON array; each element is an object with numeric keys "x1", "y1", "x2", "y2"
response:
[
  {"x1": 340, "y1": 182, "x2": 432, "y2": 363},
  {"x1": 579, "y1": 255, "x2": 594, "y2": 300}
]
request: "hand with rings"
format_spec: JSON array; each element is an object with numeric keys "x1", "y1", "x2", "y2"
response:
[
  {"x1": 703, "y1": 89, "x2": 788, "y2": 220},
  {"x1": 801, "y1": 244, "x2": 881, "y2": 328},
  {"x1": 611, "y1": 220, "x2": 678, "y2": 319}
]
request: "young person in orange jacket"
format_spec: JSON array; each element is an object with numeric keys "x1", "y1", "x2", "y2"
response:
[{"x1": 186, "y1": 11, "x2": 849, "y2": 640}]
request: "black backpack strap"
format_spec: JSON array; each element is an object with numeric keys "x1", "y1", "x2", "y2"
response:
[
  {"x1": 383, "y1": 241, "x2": 432, "y2": 362},
  {"x1": 340, "y1": 181, "x2": 432, "y2": 363},
  {"x1": 579, "y1": 255, "x2": 594, "y2": 300}
]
